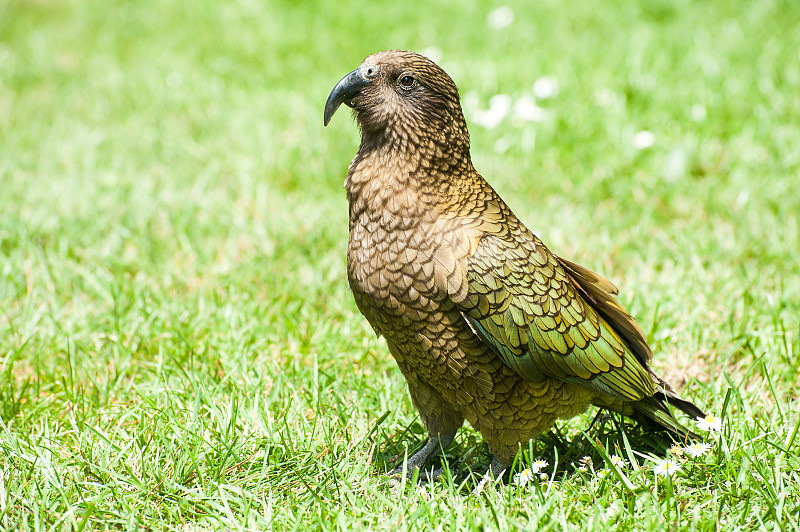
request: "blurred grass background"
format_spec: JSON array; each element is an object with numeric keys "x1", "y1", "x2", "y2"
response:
[{"x1": 1, "y1": 0, "x2": 799, "y2": 529}]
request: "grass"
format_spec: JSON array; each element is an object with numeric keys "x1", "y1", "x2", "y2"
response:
[{"x1": 1, "y1": 0, "x2": 799, "y2": 529}]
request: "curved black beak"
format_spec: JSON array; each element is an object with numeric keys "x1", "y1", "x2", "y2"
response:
[{"x1": 324, "y1": 69, "x2": 370, "y2": 126}]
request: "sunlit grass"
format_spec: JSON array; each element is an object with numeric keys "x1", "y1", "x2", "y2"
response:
[{"x1": 1, "y1": 0, "x2": 799, "y2": 529}]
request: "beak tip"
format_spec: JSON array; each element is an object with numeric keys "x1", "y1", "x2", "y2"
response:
[
  {"x1": 323, "y1": 68, "x2": 369, "y2": 130},
  {"x1": 323, "y1": 104, "x2": 337, "y2": 127}
]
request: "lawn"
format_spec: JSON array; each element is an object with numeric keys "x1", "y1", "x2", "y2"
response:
[{"x1": 1, "y1": 0, "x2": 799, "y2": 529}]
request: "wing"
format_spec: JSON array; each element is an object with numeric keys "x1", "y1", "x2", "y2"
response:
[
  {"x1": 454, "y1": 231, "x2": 657, "y2": 403},
  {"x1": 555, "y1": 255, "x2": 654, "y2": 366}
]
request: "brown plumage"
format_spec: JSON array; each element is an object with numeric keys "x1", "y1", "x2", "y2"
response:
[{"x1": 324, "y1": 50, "x2": 703, "y2": 478}]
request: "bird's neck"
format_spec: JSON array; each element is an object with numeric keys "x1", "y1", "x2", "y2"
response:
[{"x1": 345, "y1": 132, "x2": 476, "y2": 220}]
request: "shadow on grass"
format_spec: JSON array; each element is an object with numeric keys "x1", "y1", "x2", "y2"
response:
[{"x1": 372, "y1": 410, "x2": 684, "y2": 491}]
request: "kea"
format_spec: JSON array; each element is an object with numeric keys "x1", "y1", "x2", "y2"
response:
[{"x1": 323, "y1": 50, "x2": 704, "y2": 479}]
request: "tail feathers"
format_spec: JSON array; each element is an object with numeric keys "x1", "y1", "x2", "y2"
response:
[
  {"x1": 658, "y1": 389, "x2": 706, "y2": 420},
  {"x1": 633, "y1": 393, "x2": 704, "y2": 441},
  {"x1": 647, "y1": 368, "x2": 706, "y2": 420}
]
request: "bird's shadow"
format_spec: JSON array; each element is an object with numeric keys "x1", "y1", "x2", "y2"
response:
[{"x1": 373, "y1": 410, "x2": 680, "y2": 491}]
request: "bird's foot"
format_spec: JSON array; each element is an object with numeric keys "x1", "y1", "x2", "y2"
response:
[
  {"x1": 419, "y1": 466, "x2": 445, "y2": 483},
  {"x1": 390, "y1": 464, "x2": 445, "y2": 482},
  {"x1": 389, "y1": 433, "x2": 455, "y2": 481},
  {"x1": 471, "y1": 457, "x2": 510, "y2": 495},
  {"x1": 488, "y1": 456, "x2": 510, "y2": 479}
]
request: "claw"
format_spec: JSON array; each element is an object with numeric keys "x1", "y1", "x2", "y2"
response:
[{"x1": 390, "y1": 433, "x2": 456, "y2": 481}]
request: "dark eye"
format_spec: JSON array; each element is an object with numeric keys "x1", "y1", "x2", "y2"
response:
[{"x1": 399, "y1": 74, "x2": 416, "y2": 90}]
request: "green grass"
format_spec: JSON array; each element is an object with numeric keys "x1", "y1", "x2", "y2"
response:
[{"x1": 1, "y1": 0, "x2": 799, "y2": 529}]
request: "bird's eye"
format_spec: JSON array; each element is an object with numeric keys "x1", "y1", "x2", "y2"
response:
[{"x1": 399, "y1": 74, "x2": 416, "y2": 90}]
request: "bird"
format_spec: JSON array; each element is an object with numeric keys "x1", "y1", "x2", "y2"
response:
[{"x1": 323, "y1": 50, "x2": 704, "y2": 480}]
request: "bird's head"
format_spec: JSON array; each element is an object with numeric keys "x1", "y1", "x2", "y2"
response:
[{"x1": 324, "y1": 50, "x2": 470, "y2": 154}]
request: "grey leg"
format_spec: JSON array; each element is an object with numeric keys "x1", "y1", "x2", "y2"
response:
[
  {"x1": 471, "y1": 456, "x2": 511, "y2": 494},
  {"x1": 468, "y1": 456, "x2": 511, "y2": 494},
  {"x1": 487, "y1": 456, "x2": 510, "y2": 480},
  {"x1": 392, "y1": 432, "x2": 457, "y2": 479}
]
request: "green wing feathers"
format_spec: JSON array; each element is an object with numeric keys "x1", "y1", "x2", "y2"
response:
[
  {"x1": 458, "y1": 232, "x2": 702, "y2": 434},
  {"x1": 556, "y1": 255, "x2": 654, "y2": 366}
]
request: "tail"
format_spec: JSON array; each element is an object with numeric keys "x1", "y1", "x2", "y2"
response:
[{"x1": 633, "y1": 371, "x2": 705, "y2": 440}]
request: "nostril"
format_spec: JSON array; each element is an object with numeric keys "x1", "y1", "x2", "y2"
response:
[{"x1": 362, "y1": 64, "x2": 378, "y2": 78}]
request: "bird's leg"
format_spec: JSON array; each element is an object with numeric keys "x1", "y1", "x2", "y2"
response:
[
  {"x1": 392, "y1": 432, "x2": 456, "y2": 480},
  {"x1": 487, "y1": 456, "x2": 510, "y2": 480},
  {"x1": 586, "y1": 408, "x2": 612, "y2": 434},
  {"x1": 470, "y1": 456, "x2": 511, "y2": 494}
]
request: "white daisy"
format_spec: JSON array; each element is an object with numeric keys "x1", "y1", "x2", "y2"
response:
[
  {"x1": 487, "y1": 6, "x2": 514, "y2": 30},
  {"x1": 696, "y1": 415, "x2": 724, "y2": 432},
  {"x1": 653, "y1": 459, "x2": 682, "y2": 476},
  {"x1": 472, "y1": 94, "x2": 512, "y2": 129},
  {"x1": 685, "y1": 442, "x2": 712, "y2": 458},
  {"x1": 513, "y1": 468, "x2": 533, "y2": 485},
  {"x1": 530, "y1": 459, "x2": 549, "y2": 473},
  {"x1": 691, "y1": 103, "x2": 707, "y2": 122},
  {"x1": 532, "y1": 76, "x2": 559, "y2": 99},
  {"x1": 512, "y1": 95, "x2": 550, "y2": 123},
  {"x1": 633, "y1": 130, "x2": 655, "y2": 150}
]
